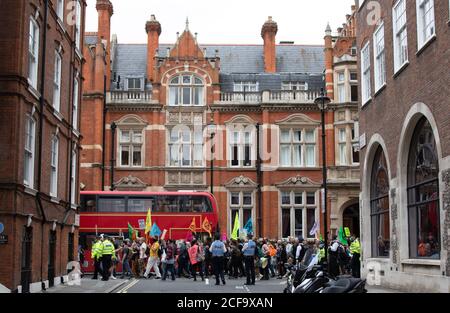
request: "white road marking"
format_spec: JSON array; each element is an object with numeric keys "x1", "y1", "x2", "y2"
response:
[
  {"x1": 235, "y1": 286, "x2": 244, "y2": 289},
  {"x1": 205, "y1": 278, "x2": 209, "y2": 285},
  {"x1": 117, "y1": 279, "x2": 140, "y2": 293}
]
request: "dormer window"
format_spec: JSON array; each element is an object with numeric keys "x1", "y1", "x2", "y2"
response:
[
  {"x1": 169, "y1": 74, "x2": 205, "y2": 106},
  {"x1": 281, "y1": 82, "x2": 308, "y2": 91},
  {"x1": 233, "y1": 82, "x2": 259, "y2": 92},
  {"x1": 127, "y1": 78, "x2": 143, "y2": 91}
]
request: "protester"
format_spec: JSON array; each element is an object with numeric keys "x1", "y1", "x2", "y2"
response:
[
  {"x1": 138, "y1": 237, "x2": 147, "y2": 277},
  {"x1": 162, "y1": 239, "x2": 176, "y2": 281},
  {"x1": 188, "y1": 239, "x2": 205, "y2": 281},
  {"x1": 120, "y1": 240, "x2": 132, "y2": 278},
  {"x1": 144, "y1": 236, "x2": 162, "y2": 279}
]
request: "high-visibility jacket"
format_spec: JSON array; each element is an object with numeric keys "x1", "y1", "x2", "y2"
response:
[
  {"x1": 91, "y1": 241, "x2": 102, "y2": 260},
  {"x1": 350, "y1": 239, "x2": 361, "y2": 254},
  {"x1": 319, "y1": 248, "x2": 325, "y2": 261},
  {"x1": 100, "y1": 240, "x2": 116, "y2": 258}
]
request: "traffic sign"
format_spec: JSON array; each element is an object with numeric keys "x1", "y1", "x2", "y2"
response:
[
  {"x1": 0, "y1": 234, "x2": 7, "y2": 244},
  {"x1": 0, "y1": 223, "x2": 4, "y2": 234}
]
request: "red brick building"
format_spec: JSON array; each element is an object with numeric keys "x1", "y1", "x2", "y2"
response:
[
  {"x1": 0, "y1": 0, "x2": 85, "y2": 292},
  {"x1": 356, "y1": 0, "x2": 450, "y2": 292},
  {"x1": 80, "y1": 1, "x2": 360, "y2": 241}
]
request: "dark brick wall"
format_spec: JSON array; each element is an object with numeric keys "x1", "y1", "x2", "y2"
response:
[{"x1": 356, "y1": 0, "x2": 450, "y2": 177}]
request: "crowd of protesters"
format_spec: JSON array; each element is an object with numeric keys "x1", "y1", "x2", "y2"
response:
[{"x1": 88, "y1": 232, "x2": 361, "y2": 283}]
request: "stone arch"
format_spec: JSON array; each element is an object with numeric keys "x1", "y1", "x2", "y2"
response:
[
  {"x1": 361, "y1": 133, "x2": 393, "y2": 259},
  {"x1": 396, "y1": 102, "x2": 443, "y2": 261}
]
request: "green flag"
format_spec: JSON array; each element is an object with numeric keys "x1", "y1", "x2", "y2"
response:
[
  {"x1": 128, "y1": 223, "x2": 134, "y2": 239},
  {"x1": 231, "y1": 213, "x2": 240, "y2": 240},
  {"x1": 338, "y1": 227, "x2": 348, "y2": 246}
]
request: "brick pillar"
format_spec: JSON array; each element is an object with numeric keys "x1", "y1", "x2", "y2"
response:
[
  {"x1": 96, "y1": 0, "x2": 113, "y2": 90},
  {"x1": 261, "y1": 17, "x2": 278, "y2": 73},
  {"x1": 146, "y1": 15, "x2": 162, "y2": 83},
  {"x1": 324, "y1": 23, "x2": 334, "y2": 100}
]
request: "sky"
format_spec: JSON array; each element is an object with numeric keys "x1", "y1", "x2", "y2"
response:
[{"x1": 85, "y1": 0, "x2": 356, "y2": 45}]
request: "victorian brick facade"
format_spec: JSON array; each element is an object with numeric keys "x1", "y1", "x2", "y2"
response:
[
  {"x1": 0, "y1": 0, "x2": 85, "y2": 292},
  {"x1": 357, "y1": 0, "x2": 450, "y2": 292},
  {"x1": 80, "y1": 1, "x2": 360, "y2": 243}
]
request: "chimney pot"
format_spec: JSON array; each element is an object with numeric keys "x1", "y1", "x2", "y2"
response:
[
  {"x1": 261, "y1": 17, "x2": 278, "y2": 73},
  {"x1": 146, "y1": 15, "x2": 162, "y2": 82}
]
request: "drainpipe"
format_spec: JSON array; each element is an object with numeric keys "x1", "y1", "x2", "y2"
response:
[
  {"x1": 256, "y1": 123, "x2": 262, "y2": 237},
  {"x1": 36, "y1": 0, "x2": 49, "y2": 288},
  {"x1": 101, "y1": 75, "x2": 107, "y2": 190},
  {"x1": 110, "y1": 122, "x2": 117, "y2": 191}
]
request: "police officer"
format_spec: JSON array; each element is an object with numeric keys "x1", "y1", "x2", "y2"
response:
[
  {"x1": 91, "y1": 236, "x2": 103, "y2": 280},
  {"x1": 209, "y1": 234, "x2": 227, "y2": 286},
  {"x1": 100, "y1": 235, "x2": 116, "y2": 281},
  {"x1": 242, "y1": 234, "x2": 256, "y2": 285},
  {"x1": 349, "y1": 236, "x2": 361, "y2": 278}
]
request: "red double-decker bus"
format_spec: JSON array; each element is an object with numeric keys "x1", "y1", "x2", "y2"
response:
[{"x1": 79, "y1": 191, "x2": 219, "y2": 272}]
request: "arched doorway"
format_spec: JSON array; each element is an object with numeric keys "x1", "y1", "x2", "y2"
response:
[{"x1": 343, "y1": 203, "x2": 360, "y2": 238}]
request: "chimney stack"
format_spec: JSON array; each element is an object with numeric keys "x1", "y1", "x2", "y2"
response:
[
  {"x1": 261, "y1": 16, "x2": 278, "y2": 73},
  {"x1": 96, "y1": 0, "x2": 113, "y2": 90},
  {"x1": 146, "y1": 15, "x2": 162, "y2": 83},
  {"x1": 324, "y1": 23, "x2": 334, "y2": 100}
]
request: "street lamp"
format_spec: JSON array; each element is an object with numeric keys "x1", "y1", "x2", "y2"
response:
[
  {"x1": 314, "y1": 88, "x2": 331, "y2": 262},
  {"x1": 207, "y1": 119, "x2": 217, "y2": 195}
]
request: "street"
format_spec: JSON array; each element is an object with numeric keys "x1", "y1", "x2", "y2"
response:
[
  {"x1": 43, "y1": 275, "x2": 401, "y2": 294},
  {"x1": 45, "y1": 276, "x2": 286, "y2": 294}
]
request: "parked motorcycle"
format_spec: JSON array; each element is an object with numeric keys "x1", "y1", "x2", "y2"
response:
[{"x1": 284, "y1": 253, "x2": 367, "y2": 294}]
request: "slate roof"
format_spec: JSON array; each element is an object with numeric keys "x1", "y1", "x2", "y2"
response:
[
  {"x1": 110, "y1": 43, "x2": 325, "y2": 91},
  {"x1": 85, "y1": 35, "x2": 98, "y2": 45}
]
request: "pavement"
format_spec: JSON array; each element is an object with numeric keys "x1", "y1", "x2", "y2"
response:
[
  {"x1": 42, "y1": 274, "x2": 405, "y2": 293},
  {"x1": 43, "y1": 276, "x2": 129, "y2": 293}
]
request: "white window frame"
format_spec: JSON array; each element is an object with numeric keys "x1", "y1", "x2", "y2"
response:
[
  {"x1": 233, "y1": 81, "x2": 259, "y2": 92},
  {"x1": 281, "y1": 81, "x2": 308, "y2": 91},
  {"x1": 393, "y1": 0, "x2": 409, "y2": 73},
  {"x1": 56, "y1": 0, "x2": 64, "y2": 21},
  {"x1": 416, "y1": 0, "x2": 436, "y2": 50},
  {"x1": 280, "y1": 128, "x2": 316, "y2": 168},
  {"x1": 53, "y1": 51, "x2": 62, "y2": 112},
  {"x1": 168, "y1": 74, "x2": 205, "y2": 106},
  {"x1": 337, "y1": 71, "x2": 346, "y2": 103},
  {"x1": 126, "y1": 77, "x2": 143, "y2": 91},
  {"x1": 229, "y1": 191, "x2": 254, "y2": 235},
  {"x1": 119, "y1": 129, "x2": 144, "y2": 168},
  {"x1": 280, "y1": 190, "x2": 318, "y2": 239},
  {"x1": 72, "y1": 77, "x2": 79, "y2": 130},
  {"x1": 361, "y1": 42, "x2": 371, "y2": 105},
  {"x1": 168, "y1": 128, "x2": 203, "y2": 168},
  {"x1": 351, "y1": 122, "x2": 360, "y2": 165},
  {"x1": 71, "y1": 148, "x2": 77, "y2": 205},
  {"x1": 24, "y1": 115, "x2": 36, "y2": 188},
  {"x1": 228, "y1": 129, "x2": 255, "y2": 168},
  {"x1": 75, "y1": 0, "x2": 81, "y2": 51},
  {"x1": 50, "y1": 135, "x2": 59, "y2": 198},
  {"x1": 338, "y1": 128, "x2": 347, "y2": 166},
  {"x1": 373, "y1": 22, "x2": 386, "y2": 92},
  {"x1": 28, "y1": 17, "x2": 39, "y2": 90}
]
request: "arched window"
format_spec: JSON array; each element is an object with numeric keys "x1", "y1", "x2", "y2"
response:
[
  {"x1": 370, "y1": 146, "x2": 390, "y2": 257},
  {"x1": 407, "y1": 117, "x2": 440, "y2": 259},
  {"x1": 168, "y1": 74, "x2": 205, "y2": 106}
]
